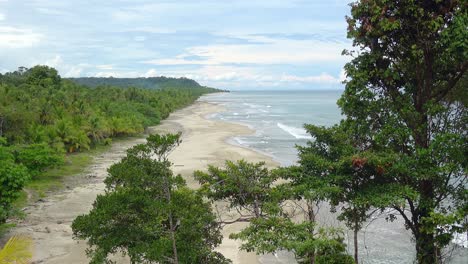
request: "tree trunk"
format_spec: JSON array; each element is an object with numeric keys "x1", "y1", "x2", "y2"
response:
[
  {"x1": 163, "y1": 177, "x2": 179, "y2": 264},
  {"x1": 354, "y1": 225, "x2": 359, "y2": 264},
  {"x1": 168, "y1": 211, "x2": 179, "y2": 264},
  {"x1": 415, "y1": 232, "x2": 437, "y2": 264},
  {"x1": 307, "y1": 200, "x2": 316, "y2": 264},
  {"x1": 414, "y1": 180, "x2": 437, "y2": 264},
  {"x1": 253, "y1": 195, "x2": 260, "y2": 218}
]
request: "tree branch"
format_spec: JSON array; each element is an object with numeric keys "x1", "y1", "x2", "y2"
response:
[{"x1": 433, "y1": 61, "x2": 468, "y2": 102}]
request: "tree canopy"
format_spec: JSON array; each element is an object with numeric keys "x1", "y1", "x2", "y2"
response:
[
  {"x1": 0, "y1": 65, "x2": 221, "y2": 225},
  {"x1": 296, "y1": 1, "x2": 467, "y2": 263},
  {"x1": 72, "y1": 134, "x2": 231, "y2": 264}
]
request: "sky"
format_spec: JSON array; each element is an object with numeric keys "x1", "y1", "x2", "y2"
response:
[{"x1": 0, "y1": 0, "x2": 353, "y2": 90}]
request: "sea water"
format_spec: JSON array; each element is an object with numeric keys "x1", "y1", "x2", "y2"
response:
[
  {"x1": 201, "y1": 90, "x2": 467, "y2": 264},
  {"x1": 202, "y1": 90, "x2": 342, "y2": 166}
]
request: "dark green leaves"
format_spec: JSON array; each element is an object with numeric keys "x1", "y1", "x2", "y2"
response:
[{"x1": 72, "y1": 134, "x2": 229, "y2": 264}]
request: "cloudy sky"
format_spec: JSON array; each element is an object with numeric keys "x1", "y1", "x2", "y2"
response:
[{"x1": 0, "y1": 0, "x2": 353, "y2": 90}]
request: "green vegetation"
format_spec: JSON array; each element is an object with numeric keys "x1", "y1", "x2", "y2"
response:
[
  {"x1": 336, "y1": 1, "x2": 467, "y2": 263},
  {"x1": 72, "y1": 134, "x2": 231, "y2": 264},
  {"x1": 2, "y1": 1, "x2": 466, "y2": 264},
  {"x1": 195, "y1": 161, "x2": 355, "y2": 264},
  {"x1": 193, "y1": 1, "x2": 467, "y2": 264},
  {"x1": 0, "y1": 65, "x2": 221, "y2": 226},
  {"x1": 255, "y1": 1, "x2": 468, "y2": 263},
  {"x1": 68, "y1": 76, "x2": 228, "y2": 91}
]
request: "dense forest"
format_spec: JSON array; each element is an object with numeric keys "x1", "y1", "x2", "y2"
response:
[
  {"x1": 0, "y1": 65, "x2": 221, "y2": 224},
  {"x1": 68, "y1": 76, "x2": 214, "y2": 90}
]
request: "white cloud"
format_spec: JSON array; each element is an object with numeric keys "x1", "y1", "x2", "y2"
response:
[
  {"x1": 112, "y1": 10, "x2": 141, "y2": 21},
  {"x1": 0, "y1": 13, "x2": 5, "y2": 21},
  {"x1": 143, "y1": 69, "x2": 158, "y2": 77},
  {"x1": 63, "y1": 66, "x2": 83, "y2": 77},
  {"x1": 95, "y1": 71, "x2": 118, "y2": 78},
  {"x1": 143, "y1": 37, "x2": 348, "y2": 66},
  {"x1": 35, "y1": 7, "x2": 66, "y2": 15},
  {"x1": 96, "y1": 64, "x2": 114, "y2": 70},
  {"x1": 134, "y1": 36, "x2": 146, "y2": 42},
  {"x1": 44, "y1": 55, "x2": 63, "y2": 68},
  {"x1": 0, "y1": 26, "x2": 43, "y2": 48},
  {"x1": 151, "y1": 65, "x2": 343, "y2": 87},
  {"x1": 279, "y1": 73, "x2": 342, "y2": 84}
]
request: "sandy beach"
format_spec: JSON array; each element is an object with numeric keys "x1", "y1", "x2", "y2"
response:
[{"x1": 11, "y1": 100, "x2": 278, "y2": 264}]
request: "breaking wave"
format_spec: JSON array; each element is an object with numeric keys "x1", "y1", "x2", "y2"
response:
[{"x1": 277, "y1": 123, "x2": 312, "y2": 139}]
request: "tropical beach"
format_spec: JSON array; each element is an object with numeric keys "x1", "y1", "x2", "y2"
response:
[
  {"x1": 11, "y1": 99, "x2": 277, "y2": 264},
  {"x1": 1, "y1": 1, "x2": 466, "y2": 263}
]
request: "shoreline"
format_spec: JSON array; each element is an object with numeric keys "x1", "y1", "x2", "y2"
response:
[
  {"x1": 9, "y1": 99, "x2": 278, "y2": 264},
  {"x1": 199, "y1": 96, "x2": 289, "y2": 167}
]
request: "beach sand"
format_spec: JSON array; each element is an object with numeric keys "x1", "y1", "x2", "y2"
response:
[{"x1": 11, "y1": 100, "x2": 278, "y2": 264}]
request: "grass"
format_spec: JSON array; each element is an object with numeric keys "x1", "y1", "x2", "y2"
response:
[
  {"x1": 19, "y1": 143, "x2": 113, "y2": 204},
  {"x1": 4, "y1": 137, "x2": 137, "y2": 242}
]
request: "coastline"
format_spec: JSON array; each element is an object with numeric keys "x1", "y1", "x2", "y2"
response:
[{"x1": 10, "y1": 99, "x2": 278, "y2": 264}]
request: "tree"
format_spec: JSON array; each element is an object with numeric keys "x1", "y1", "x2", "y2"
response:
[
  {"x1": 298, "y1": 123, "x2": 409, "y2": 263},
  {"x1": 25, "y1": 65, "x2": 61, "y2": 89},
  {"x1": 0, "y1": 138, "x2": 30, "y2": 223},
  {"x1": 14, "y1": 143, "x2": 63, "y2": 178},
  {"x1": 338, "y1": 1, "x2": 467, "y2": 263},
  {"x1": 195, "y1": 160, "x2": 277, "y2": 221},
  {"x1": 195, "y1": 160, "x2": 354, "y2": 264},
  {"x1": 72, "y1": 134, "x2": 230, "y2": 264},
  {"x1": 231, "y1": 217, "x2": 354, "y2": 264}
]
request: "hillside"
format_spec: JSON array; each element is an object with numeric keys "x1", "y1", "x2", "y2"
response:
[{"x1": 68, "y1": 76, "x2": 205, "y2": 90}]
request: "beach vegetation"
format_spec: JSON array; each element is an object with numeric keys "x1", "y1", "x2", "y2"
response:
[
  {"x1": 72, "y1": 133, "x2": 231, "y2": 264},
  {"x1": 196, "y1": 160, "x2": 355, "y2": 264},
  {"x1": 296, "y1": 1, "x2": 468, "y2": 263},
  {"x1": 0, "y1": 65, "x2": 220, "y2": 227}
]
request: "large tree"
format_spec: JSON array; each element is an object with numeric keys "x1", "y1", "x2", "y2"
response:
[
  {"x1": 72, "y1": 134, "x2": 230, "y2": 264},
  {"x1": 337, "y1": 0, "x2": 467, "y2": 263},
  {"x1": 195, "y1": 160, "x2": 355, "y2": 264}
]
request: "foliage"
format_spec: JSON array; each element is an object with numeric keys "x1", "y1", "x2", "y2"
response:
[
  {"x1": 14, "y1": 143, "x2": 64, "y2": 178},
  {"x1": 0, "y1": 65, "x2": 221, "y2": 226},
  {"x1": 196, "y1": 160, "x2": 354, "y2": 264},
  {"x1": 0, "y1": 65, "x2": 221, "y2": 150},
  {"x1": 195, "y1": 160, "x2": 278, "y2": 219},
  {"x1": 69, "y1": 76, "x2": 208, "y2": 90},
  {"x1": 0, "y1": 234, "x2": 32, "y2": 264},
  {"x1": 72, "y1": 134, "x2": 231, "y2": 264},
  {"x1": 231, "y1": 217, "x2": 354, "y2": 264},
  {"x1": 316, "y1": 1, "x2": 468, "y2": 263},
  {"x1": 0, "y1": 138, "x2": 30, "y2": 223}
]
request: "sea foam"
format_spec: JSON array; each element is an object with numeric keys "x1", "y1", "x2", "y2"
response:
[{"x1": 277, "y1": 123, "x2": 312, "y2": 139}]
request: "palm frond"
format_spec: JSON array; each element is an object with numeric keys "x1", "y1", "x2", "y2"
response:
[{"x1": 0, "y1": 234, "x2": 33, "y2": 264}]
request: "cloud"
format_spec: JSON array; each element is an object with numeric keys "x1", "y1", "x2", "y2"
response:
[
  {"x1": 279, "y1": 73, "x2": 342, "y2": 84},
  {"x1": 35, "y1": 7, "x2": 67, "y2": 15},
  {"x1": 143, "y1": 69, "x2": 158, "y2": 77},
  {"x1": 63, "y1": 66, "x2": 83, "y2": 77},
  {"x1": 96, "y1": 64, "x2": 114, "y2": 70},
  {"x1": 0, "y1": 26, "x2": 43, "y2": 48},
  {"x1": 94, "y1": 71, "x2": 119, "y2": 78},
  {"x1": 143, "y1": 36, "x2": 348, "y2": 66},
  {"x1": 44, "y1": 55, "x2": 63, "y2": 68},
  {"x1": 149, "y1": 65, "x2": 344, "y2": 88},
  {"x1": 0, "y1": 0, "x2": 351, "y2": 89},
  {"x1": 134, "y1": 36, "x2": 146, "y2": 42}
]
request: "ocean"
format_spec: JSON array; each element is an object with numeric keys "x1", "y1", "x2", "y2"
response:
[
  {"x1": 202, "y1": 90, "x2": 343, "y2": 166},
  {"x1": 200, "y1": 90, "x2": 467, "y2": 264}
]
